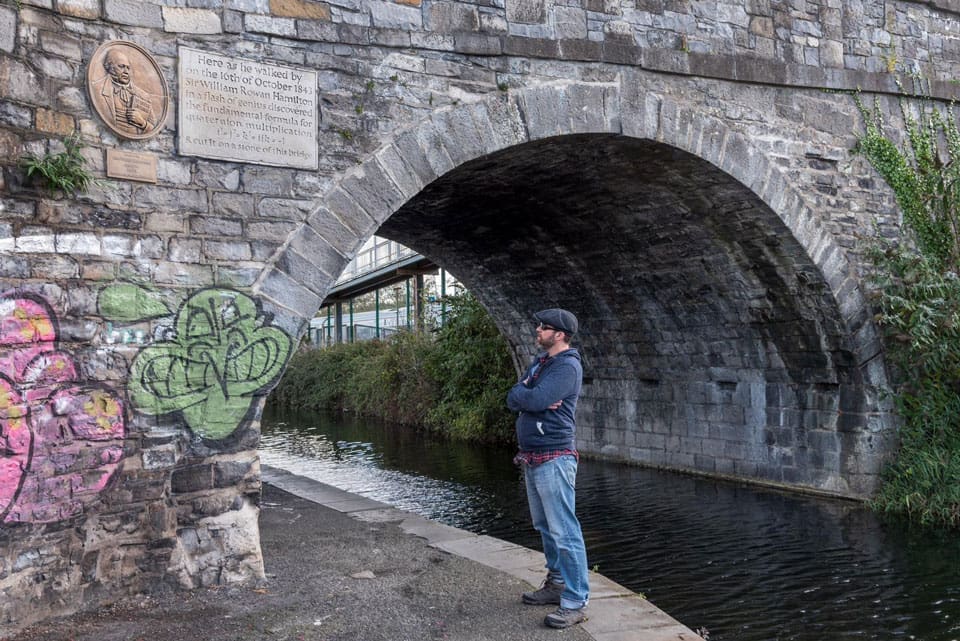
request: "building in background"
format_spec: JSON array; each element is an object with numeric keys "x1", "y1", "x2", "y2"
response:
[{"x1": 308, "y1": 236, "x2": 459, "y2": 347}]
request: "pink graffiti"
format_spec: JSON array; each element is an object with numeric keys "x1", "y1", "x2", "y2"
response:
[{"x1": 0, "y1": 294, "x2": 125, "y2": 524}]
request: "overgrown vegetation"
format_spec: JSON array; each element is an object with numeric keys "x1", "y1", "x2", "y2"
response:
[
  {"x1": 270, "y1": 292, "x2": 517, "y2": 443},
  {"x1": 855, "y1": 84, "x2": 960, "y2": 528},
  {"x1": 20, "y1": 132, "x2": 94, "y2": 197}
]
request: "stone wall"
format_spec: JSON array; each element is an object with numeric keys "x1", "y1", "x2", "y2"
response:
[{"x1": 2, "y1": 0, "x2": 960, "y2": 633}]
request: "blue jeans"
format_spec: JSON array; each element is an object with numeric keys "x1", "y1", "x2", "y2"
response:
[{"x1": 523, "y1": 455, "x2": 589, "y2": 609}]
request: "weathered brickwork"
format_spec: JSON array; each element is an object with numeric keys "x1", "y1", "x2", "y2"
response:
[{"x1": 2, "y1": 0, "x2": 960, "y2": 633}]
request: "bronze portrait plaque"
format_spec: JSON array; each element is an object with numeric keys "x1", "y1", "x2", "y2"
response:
[{"x1": 87, "y1": 40, "x2": 169, "y2": 140}]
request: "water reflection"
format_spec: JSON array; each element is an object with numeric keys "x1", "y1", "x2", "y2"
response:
[{"x1": 259, "y1": 408, "x2": 960, "y2": 641}]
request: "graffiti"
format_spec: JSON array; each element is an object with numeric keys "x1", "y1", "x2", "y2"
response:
[
  {"x1": 99, "y1": 281, "x2": 170, "y2": 323},
  {"x1": 126, "y1": 288, "x2": 292, "y2": 440},
  {"x1": 0, "y1": 294, "x2": 125, "y2": 524}
]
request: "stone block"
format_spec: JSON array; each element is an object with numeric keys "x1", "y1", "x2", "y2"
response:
[
  {"x1": 258, "y1": 197, "x2": 312, "y2": 220},
  {"x1": 301, "y1": 207, "x2": 357, "y2": 256},
  {"x1": 213, "y1": 459, "x2": 255, "y2": 487},
  {"x1": 168, "y1": 237, "x2": 202, "y2": 262},
  {"x1": 271, "y1": 0, "x2": 331, "y2": 19},
  {"x1": 56, "y1": 86, "x2": 86, "y2": 113},
  {"x1": 31, "y1": 254, "x2": 79, "y2": 279},
  {"x1": 57, "y1": 0, "x2": 100, "y2": 18},
  {"x1": 410, "y1": 30, "x2": 454, "y2": 50},
  {"x1": 389, "y1": 129, "x2": 439, "y2": 191},
  {"x1": 196, "y1": 164, "x2": 241, "y2": 190},
  {"x1": 370, "y1": 27, "x2": 412, "y2": 47},
  {"x1": 102, "y1": 234, "x2": 142, "y2": 257},
  {"x1": 454, "y1": 32, "x2": 501, "y2": 55},
  {"x1": 370, "y1": 0, "x2": 421, "y2": 30},
  {"x1": 257, "y1": 267, "x2": 321, "y2": 319},
  {"x1": 162, "y1": 7, "x2": 222, "y2": 32},
  {"x1": 55, "y1": 232, "x2": 100, "y2": 255},
  {"x1": 1, "y1": 58, "x2": 47, "y2": 106},
  {"x1": 277, "y1": 246, "x2": 333, "y2": 294},
  {"x1": 250, "y1": 240, "x2": 281, "y2": 261},
  {"x1": 322, "y1": 186, "x2": 376, "y2": 237},
  {"x1": 146, "y1": 212, "x2": 186, "y2": 233},
  {"x1": 0, "y1": 101, "x2": 31, "y2": 128},
  {"x1": 0, "y1": 6, "x2": 16, "y2": 53},
  {"x1": 245, "y1": 13, "x2": 296, "y2": 36},
  {"x1": 242, "y1": 167, "x2": 295, "y2": 196},
  {"x1": 171, "y1": 464, "x2": 214, "y2": 494},
  {"x1": 373, "y1": 145, "x2": 423, "y2": 202},
  {"x1": 79, "y1": 259, "x2": 115, "y2": 280},
  {"x1": 212, "y1": 193, "x2": 255, "y2": 218},
  {"x1": 503, "y1": 35, "x2": 559, "y2": 57},
  {"x1": 223, "y1": 9, "x2": 243, "y2": 32},
  {"x1": 341, "y1": 161, "x2": 406, "y2": 226},
  {"x1": 506, "y1": 0, "x2": 545, "y2": 24},
  {"x1": 140, "y1": 234, "x2": 168, "y2": 259},
  {"x1": 558, "y1": 37, "x2": 602, "y2": 60},
  {"x1": 429, "y1": 2, "x2": 477, "y2": 32},
  {"x1": 297, "y1": 18, "x2": 338, "y2": 41},
  {"x1": 153, "y1": 261, "x2": 214, "y2": 286},
  {"x1": 158, "y1": 159, "x2": 192, "y2": 185},
  {"x1": 104, "y1": 0, "x2": 163, "y2": 27},
  {"x1": 15, "y1": 229, "x2": 56, "y2": 253},
  {"x1": 518, "y1": 84, "x2": 567, "y2": 140},
  {"x1": 204, "y1": 240, "x2": 252, "y2": 261},
  {"x1": 39, "y1": 31, "x2": 82, "y2": 60},
  {"x1": 216, "y1": 266, "x2": 260, "y2": 287},
  {"x1": 555, "y1": 6, "x2": 587, "y2": 39},
  {"x1": 413, "y1": 118, "x2": 457, "y2": 179},
  {"x1": 135, "y1": 186, "x2": 208, "y2": 212},
  {"x1": 246, "y1": 219, "x2": 297, "y2": 242},
  {"x1": 190, "y1": 215, "x2": 242, "y2": 236}
]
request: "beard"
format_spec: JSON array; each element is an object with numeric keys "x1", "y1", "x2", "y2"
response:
[{"x1": 536, "y1": 334, "x2": 555, "y2": 350}]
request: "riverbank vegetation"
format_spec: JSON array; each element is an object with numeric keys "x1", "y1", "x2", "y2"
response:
[
  {"x1": 856, "y1": 86, "x2": 960, "y2": 528},
  {"x1": 269, "y1": 292, "x2": 518, "y2": 443}
]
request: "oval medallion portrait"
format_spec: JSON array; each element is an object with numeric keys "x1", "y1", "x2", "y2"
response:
[{"x1": 87, "y1": 41, "x2": 169, "y2": 140}]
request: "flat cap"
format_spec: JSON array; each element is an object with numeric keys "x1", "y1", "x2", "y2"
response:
[{"x1": 534, "y1": 308, "x2": 578, "y2": 335}]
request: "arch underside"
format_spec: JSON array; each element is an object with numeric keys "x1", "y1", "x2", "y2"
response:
[{"x1": 378, "y1": 133, "x2": 886, "y2": 497}]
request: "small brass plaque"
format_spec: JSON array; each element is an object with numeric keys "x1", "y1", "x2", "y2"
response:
[{"x1": 106, "y1": 148, "x2": 158, "y2": 183}]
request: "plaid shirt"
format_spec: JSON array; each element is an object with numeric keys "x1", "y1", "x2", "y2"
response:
[{"x1": 513, "y1": 449, "x2": 579, "y2": 468}]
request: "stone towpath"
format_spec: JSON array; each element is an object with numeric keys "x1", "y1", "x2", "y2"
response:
[
  {"x1": 4, "y1": 466, "x2": 704, "y2": 641},
  {"x1": 261, "y1": 466, "x2": 703, "y2": 641}
]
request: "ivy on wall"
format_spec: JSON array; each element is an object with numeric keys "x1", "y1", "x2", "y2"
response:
[{"x1": 855, "y1": 84, "x2": 960, "y2": 528}]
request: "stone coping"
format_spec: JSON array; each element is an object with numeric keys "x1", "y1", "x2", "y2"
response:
[{"x1": 262, "y1": 464, "x2": 705, "y2": 641}]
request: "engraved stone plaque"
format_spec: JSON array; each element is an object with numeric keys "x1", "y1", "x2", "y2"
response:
[
  {"x1": 87, "y1": 41, "x2": 169, "y2": 140},
  {"x1": 106, "y1": 148, "x2": 157, "y2": 183},
  {"x1": 178, "y1": 47, "x2": 319, "y2": 170}
]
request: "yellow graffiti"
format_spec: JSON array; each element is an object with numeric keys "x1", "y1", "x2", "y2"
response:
[
  {"x1": 0, "y1": 388, "x2": 25, "y2": 429},
  {"x1": 13, "y1": 306, "x2": 55, "y2": 342},
  {"x1": 84, "y1": 390, "x2": 121, "y2": 432}
]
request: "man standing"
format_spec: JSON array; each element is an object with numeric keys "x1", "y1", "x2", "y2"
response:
[{"x1": 507, "y1": 308, "x2": 589, "y2": 629}]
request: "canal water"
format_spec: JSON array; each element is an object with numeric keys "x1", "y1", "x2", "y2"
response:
[{"x1": 259, "y1": 407, "x2": 960, "y2": 641}]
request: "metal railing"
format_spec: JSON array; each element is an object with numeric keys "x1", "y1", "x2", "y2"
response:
[{"x1": 335, "y1": 236, "x2": 417, "y2": 285}]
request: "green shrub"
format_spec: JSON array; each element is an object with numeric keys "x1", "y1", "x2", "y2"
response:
[
  {"x1": 424, "y1": 293, "x2": 517, "y2": 442},
  {"x1": 856, "y1": 86, "x2": 960, "y2": 528},
  {"x1": 269, "y1": 292, "x2": 517, "y2": 444}
]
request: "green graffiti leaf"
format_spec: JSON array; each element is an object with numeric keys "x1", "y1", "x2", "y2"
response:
[
  {"x1": 99, "y1": 283, "x2": 170, "y2": 322},
  {"x1": 127, "y1": 288, "x2": 293, "y2": 440},
  {"x1": 180, "y1": 390, "x2": 253, "y2": 441}
]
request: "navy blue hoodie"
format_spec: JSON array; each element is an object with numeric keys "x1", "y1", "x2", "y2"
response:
[{"x1": 506, "y1": 348, "x2": 582, "y2": 451}]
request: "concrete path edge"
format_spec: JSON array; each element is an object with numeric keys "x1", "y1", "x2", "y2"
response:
[{"x1": 262, "y1": 465, "x2": 705, "y2": 641}]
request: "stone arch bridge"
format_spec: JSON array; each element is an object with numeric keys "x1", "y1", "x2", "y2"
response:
[{"x1": 2, "y1": 0, "x2": 959, "y2": 630}]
